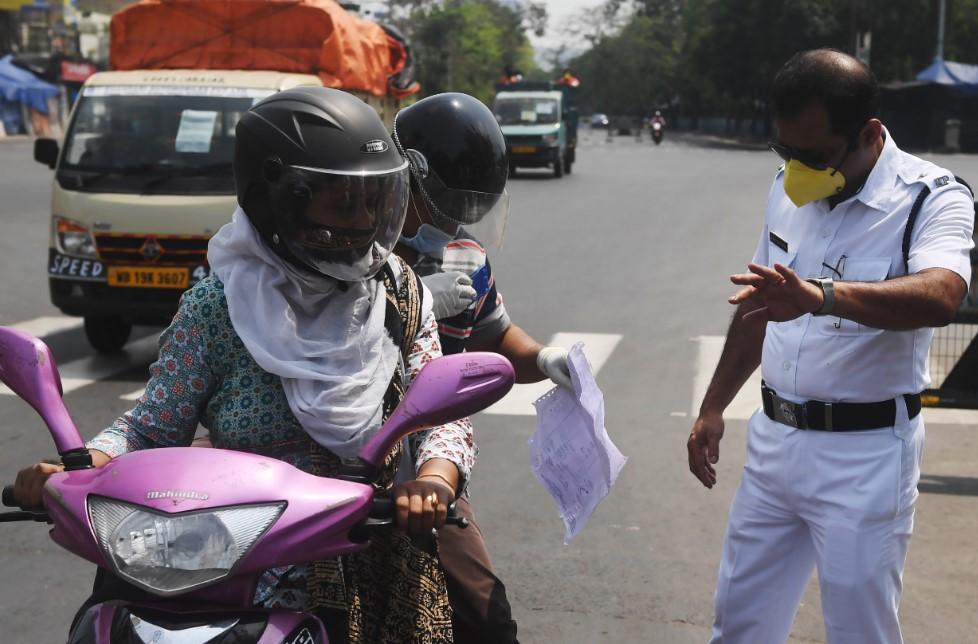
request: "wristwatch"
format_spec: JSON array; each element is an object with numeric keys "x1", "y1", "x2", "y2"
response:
[{"x1": 806, "y1": 277, "x2": 835, "y2": 316}]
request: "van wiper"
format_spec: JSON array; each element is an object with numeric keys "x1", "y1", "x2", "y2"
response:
[
  {"x1": 72, "y1": 163, "x2": 160, "y2": 189},
  {"x1": 139, "y1": 162, "x2": 233, "y2": 194}
]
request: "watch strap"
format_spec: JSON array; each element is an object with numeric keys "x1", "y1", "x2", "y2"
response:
[{"x1": 806, "y1": 277, "x2": 835, "y2": 316}]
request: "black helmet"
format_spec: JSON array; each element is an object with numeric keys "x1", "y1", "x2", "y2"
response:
[
  {"x1": 391, "y1": 93, "x2": 509, "y2": 235},
  {"x1": 234, "y1": 87, "x2": 410, "y2": 281}
]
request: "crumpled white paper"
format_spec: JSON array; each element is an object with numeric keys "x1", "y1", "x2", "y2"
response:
[{"x1": 530, "y1": 342, "x2": 627, "y2": 544}]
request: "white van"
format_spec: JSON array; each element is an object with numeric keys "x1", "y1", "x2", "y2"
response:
[{"x1": 34, "y1": 69, "x2": 397, "y2": 352}]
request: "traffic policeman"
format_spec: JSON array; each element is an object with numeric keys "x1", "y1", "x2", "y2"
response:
[{"x1": 687, "y1": 49, "x2": 974, "y2": 644}]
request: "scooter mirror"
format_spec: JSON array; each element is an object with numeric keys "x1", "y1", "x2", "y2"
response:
[
  {"x1": 357, "y1": 352, "x2": 514, "y2": 468},
  {"x1": 0, "y1": 327, "x2": 86, "y2": 455}
]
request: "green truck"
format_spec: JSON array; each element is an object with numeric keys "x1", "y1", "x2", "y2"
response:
[{"x1": 493, "y1": 81, "x2": 578, "y2": 178}]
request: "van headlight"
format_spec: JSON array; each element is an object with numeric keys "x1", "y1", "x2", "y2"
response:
[
  {"x1": 55, "y1": 216, "x2": 98, "y2": 258},
  {"x1": 88, "y1": 497, "x2": 285, "y2": 596}
]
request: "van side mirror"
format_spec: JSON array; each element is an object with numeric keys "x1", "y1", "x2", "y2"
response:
[{"x1": 34, "y1": 138, "x2": 59, "y2": 169}]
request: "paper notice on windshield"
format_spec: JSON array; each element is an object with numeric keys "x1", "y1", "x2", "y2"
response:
[
  {"x1": 520, "y1": 110, "x2": 538, "y2": 123},
  {"x1": 536, "y1": 102, "x2": 555, "y2": 114},
  {"x1": 175, "y1": 109, "x2": 218, "y2": 153},
  {"x1": 530, "y1": 342, "x2": 627, "y2": 544}
]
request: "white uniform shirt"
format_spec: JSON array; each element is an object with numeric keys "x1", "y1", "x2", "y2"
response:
[{"x1": 752, "y1": 130, "x2": 974, "y2": 403}]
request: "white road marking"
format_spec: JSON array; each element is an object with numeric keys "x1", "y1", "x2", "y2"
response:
[
  {"x1": 483, "y1": 332, "x2": 622, "y2": 416},
  {"x1": 7, "y1": 315, "x2": 82, "y2": 337},
  {"x1": 120, "y1": 387, "x2": 146, "y2": 401},
  {"x1": 692, "y1": 336, "x2": 762, "y2": 420},
  {"x1": 693, "y1": 335, "x2": 978, "y2": 425},
  {"x1": 1, "y1": 334, "x2": 159, "y2": 396}
]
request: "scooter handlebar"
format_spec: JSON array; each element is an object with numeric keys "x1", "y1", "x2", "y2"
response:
[{"x1": 369, "y1": 496, "x2": 469, "y2": 529}]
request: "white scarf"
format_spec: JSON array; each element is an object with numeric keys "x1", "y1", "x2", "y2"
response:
[{"x1": 208, "y1": 208, "x2": 400, "y2": 459}]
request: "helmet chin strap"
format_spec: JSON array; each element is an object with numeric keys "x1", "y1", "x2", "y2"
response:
[{"x1": 404, "y1": 194, "x2": 431, "y2": 234}]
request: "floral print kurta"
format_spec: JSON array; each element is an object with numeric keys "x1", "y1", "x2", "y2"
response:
[
  {"x1": 86, "y1": 275, "x2": 477, "y2": 611},
  {"x1": 87, "y1": 275, "x2": 476, "y2": 480}
]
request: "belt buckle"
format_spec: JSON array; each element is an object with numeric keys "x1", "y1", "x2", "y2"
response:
[{"x1": 771, "y1": 394, "x2": 806, "y2": 429}]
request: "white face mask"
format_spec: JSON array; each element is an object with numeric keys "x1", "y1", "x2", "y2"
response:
[{"x1": 400, "y1": 223, "x2": 456, "y2": 254}]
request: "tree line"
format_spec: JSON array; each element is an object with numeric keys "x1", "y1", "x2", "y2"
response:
[
  {"x1": 389, "y1": 0, "x2": 548, "y2": 104},
  {"x1": 565, "y1": 0, "x2": 978, "y2": 121},
  {"x1": 388, "y1": 0, "x2": 978, "y2": 125}
]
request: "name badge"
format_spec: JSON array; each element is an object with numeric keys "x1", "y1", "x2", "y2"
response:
[{"x1": 769, "y1": 232, "x2": 788, "y2": 252}]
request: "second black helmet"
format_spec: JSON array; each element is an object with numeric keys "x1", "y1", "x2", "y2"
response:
[{"x1": 391, "y1": 92, "x2": 508, "y2": 230}]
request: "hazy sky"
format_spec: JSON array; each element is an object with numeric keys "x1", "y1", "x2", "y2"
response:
[{"x1": 530, "y1": 0, "x2": 603, "y2": 66}]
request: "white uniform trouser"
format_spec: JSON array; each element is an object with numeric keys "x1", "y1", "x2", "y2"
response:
[{"x1": 710, "y1": 407, "x2": 924, "y2": 644}]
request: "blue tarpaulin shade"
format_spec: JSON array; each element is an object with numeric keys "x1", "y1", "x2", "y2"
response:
[
  {"x1": 916, "y1": 57, "x2": 978, "y2": 89},
  {"x1": 0, "y1": 54, "x2": 59, "y2": 114}
]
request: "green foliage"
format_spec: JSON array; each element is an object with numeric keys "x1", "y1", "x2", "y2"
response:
[
  {"x1": 392, "y1": 0, "x2": 543, "y2": 103},
  {"x1": 564, "y1": 0, "x2": 978, "y2": 118}
]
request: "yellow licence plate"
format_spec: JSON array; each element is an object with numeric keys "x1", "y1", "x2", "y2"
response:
[
  {"x1": 511, "y1": 145, "x2": 537, "y2": 154},
  {"x1": 107, "y1": 266, "x2": 189, "y2": 289}
]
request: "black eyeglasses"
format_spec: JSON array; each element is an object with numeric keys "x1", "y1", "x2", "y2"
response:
[
  {"x1": 768, "y1": 141, "x2": 835, "y2": 171},
  {"x1": 769, "y1": 126, "x2": 862, "y2": 173},
  {"x1": 822, "y1": 254, "x2": 847, "y2": 329},
  {"x1": 767, "y1": 141, "x2": 853, "y2": 174}
]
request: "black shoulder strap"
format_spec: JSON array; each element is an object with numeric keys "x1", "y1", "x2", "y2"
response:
[
  {"x1": 902, "y1": 186, "x2": 930, "y2": 275},
  {"x1": 902, "y1": 175, "x2": 975, "y2": 274}
]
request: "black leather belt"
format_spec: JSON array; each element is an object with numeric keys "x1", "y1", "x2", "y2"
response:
[{"x1": 761, "y1": 382, "x2": 921, "y2": 432}]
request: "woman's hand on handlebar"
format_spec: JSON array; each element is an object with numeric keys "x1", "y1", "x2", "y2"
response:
[
  {"x1": 11, "y1": 449, "x2": 111, "y2": 509},
  {"x1": 391, "y1": 478, "x2": 455, "y2": 535},
  {"x1": 12, "y1": 462, "x2": 63, "y2": 509}
]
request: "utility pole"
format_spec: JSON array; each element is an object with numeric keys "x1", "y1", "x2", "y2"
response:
[{"x1": 937, "y1": 0, "x2": 946, "y2": 60}]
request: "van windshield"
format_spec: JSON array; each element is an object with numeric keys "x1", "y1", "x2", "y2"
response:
[
  {"x1": 58, "y1": 85, "x2": 275, "y2": 195},
  {"x1": 494, "y1": 97, "x2": 560, "y2": 126}
]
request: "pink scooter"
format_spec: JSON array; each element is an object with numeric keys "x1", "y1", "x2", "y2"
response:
[{"x1": 0, "y1": 326, "x2": 514, "y2": 643}]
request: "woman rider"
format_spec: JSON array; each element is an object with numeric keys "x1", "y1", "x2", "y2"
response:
[{"x1": 13, "y1": 87, "x2": 474, "y2": 643}]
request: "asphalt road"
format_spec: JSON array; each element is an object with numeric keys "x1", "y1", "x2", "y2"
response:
[{"x1": 1, "y1": 129, "x2": 977, "y2": 643}]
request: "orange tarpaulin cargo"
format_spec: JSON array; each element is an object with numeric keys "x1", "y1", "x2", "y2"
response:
[{"x1": 110, "y1": 0, "x2": 418, "y2": 97}]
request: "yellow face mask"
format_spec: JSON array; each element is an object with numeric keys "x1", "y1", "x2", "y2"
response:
[{"x1": 782, "y1": 159, "x2": 846, "y2": 207}]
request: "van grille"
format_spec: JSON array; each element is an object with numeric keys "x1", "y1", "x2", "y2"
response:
[{"x1": 94, "y1": 233, "x2": 210, "y2": 265}]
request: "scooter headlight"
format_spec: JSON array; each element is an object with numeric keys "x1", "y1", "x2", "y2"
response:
[{"x1": 88, "y1": 497, "x2": 285, "y2": 596}]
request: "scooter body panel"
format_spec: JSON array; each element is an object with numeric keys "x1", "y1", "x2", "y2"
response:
[{"x1": 69, "y1": 600, "x2": 328, "y2": 643}]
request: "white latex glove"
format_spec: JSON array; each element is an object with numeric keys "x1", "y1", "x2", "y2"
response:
[
  {"x1": 423, "y1": 271, "x2": 478, "y2": 320},
  {"x1": 536, "y1": 346, "x2": 572, "y2": 389}
]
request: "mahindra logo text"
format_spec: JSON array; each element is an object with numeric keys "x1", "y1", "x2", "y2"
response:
[{"x1": 146, "y1": 490, "x2": 210, "y2": 500}]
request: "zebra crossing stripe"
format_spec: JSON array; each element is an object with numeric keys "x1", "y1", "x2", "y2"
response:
[
  {"x1": 483, "y1": 332, "x2": 622, "y2": 416},
  {"x1": 120, "y1": 387, "x2": 145, "y2": 401},
  {"x1": 1, "y1": 334, "x2": 159, "y2": 396},
  {"x1": 692, "y1": 335, "x2": 978, "y2": 426},
  {"x1": 9, "y1": 315, "x2": 82, "y2": 337}
]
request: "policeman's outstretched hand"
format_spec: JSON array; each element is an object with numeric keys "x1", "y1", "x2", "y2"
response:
[
  {"x1": 537, "y1": 347, "x2": 572, "y2": 389},
  {"x1": 729, "y1": 263, "x2": 823, "y2": 323},
  {"x1": 688, "y1": 413, "x2": 724, "y2": 489},
  {"x1": 423, "y1": 272, "x2": 477, "y2": 320}
]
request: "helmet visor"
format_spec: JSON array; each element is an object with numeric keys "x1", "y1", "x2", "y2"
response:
[
  {"x1": 404, "y1": 149, "x2": 510, "y2": 248},
  {"x1": 268, "y1": 162, "x2": 410, "y2": 280}
]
